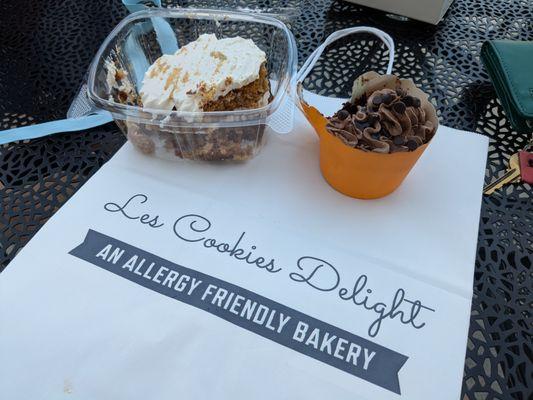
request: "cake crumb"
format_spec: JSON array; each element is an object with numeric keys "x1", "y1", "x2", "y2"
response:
[
  {"x1": 210, "y1": 51, "x2": 227, "y2": 61},
  {"x1": 118, "y1": 91, "x2": 128, "y2": 103},
  {"x1": 149, "y1": 59, "x2": 170, "y2": 78},
  {"x1": 160, "y1": 63, "x2": 170, "y2": 74},
  {"x1": 148, "y1": 59, "x2": 162, "y2": 78},
  {"x1": 197, "y1": 81, "x2": 207, "y2": 92},
  {"x1": 197, "y1": 81, "x2": 217, "y2": 102},
  {"x1": 202, "y1": 64, "x2": 269, "y2": 111},
  {"x1": 115, "y1": 69, "x2": 125, "y2": 81},
  {"x1": 164, "y1": 67, "x2": 182, "y2": 90}
]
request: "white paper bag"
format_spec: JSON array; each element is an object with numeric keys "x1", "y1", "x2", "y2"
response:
[{"x1": 0, "y1": 107, "x2": 488, "y2": 400}]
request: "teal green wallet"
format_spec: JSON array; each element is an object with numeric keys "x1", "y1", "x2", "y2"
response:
[{"x1": 481, "y1": 40, "x2": 533, "y2": 133}]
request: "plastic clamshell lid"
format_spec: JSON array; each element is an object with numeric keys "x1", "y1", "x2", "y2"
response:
[{"x1": 87, "y1": 8, "x2": 298, "y2": 129}]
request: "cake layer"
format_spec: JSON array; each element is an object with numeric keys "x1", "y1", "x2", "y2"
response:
[
  {"x1": 140, "y1": 34, "x2": 267, "y2": 112},
  {"x1": 202, "y1": 64, "x2": 270, "y2": 111}
]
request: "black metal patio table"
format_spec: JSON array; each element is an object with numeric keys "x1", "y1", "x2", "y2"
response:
[{"x1": 0, "y1": 1, "x2": 531, "y2": 399}]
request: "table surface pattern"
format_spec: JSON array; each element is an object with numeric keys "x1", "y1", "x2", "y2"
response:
[{"x1": 0, "y1": 0, "x2": 531, "y2": 399}]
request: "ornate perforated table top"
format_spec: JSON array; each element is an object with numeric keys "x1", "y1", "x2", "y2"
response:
[{"x1": 0, "y1": 0, "x2": 531, "y2": 399}]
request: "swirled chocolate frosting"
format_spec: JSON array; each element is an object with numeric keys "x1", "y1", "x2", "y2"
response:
[{"x1": 327, "y1": 88, "x2": 436, "y2": 153}]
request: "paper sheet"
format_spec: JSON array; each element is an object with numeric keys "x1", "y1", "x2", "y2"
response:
[{"x1": 0, "y1": 107, "x2": 488, "y2": 400}]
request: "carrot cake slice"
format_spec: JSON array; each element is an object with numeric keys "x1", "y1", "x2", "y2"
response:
[{"x1": 140, "y1": 34, "x2": 270, "y2": 112}]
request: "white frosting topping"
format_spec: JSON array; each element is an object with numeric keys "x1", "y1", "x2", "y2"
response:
[{"x1": 140, "y1": 34, "x2": 266, "y2": 112}]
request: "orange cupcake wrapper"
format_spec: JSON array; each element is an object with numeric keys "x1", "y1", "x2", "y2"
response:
[{"x1": 301, "y1": 101, "x2": 433, "y2": 199}]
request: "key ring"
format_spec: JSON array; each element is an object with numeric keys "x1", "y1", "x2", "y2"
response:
[{"x1": 522, "y1": 135, "x2": 533, "y2": 152}]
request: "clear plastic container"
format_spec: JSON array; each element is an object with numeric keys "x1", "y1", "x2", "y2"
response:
[{"x1": 87, "y1": 8, "x2": 297, "y2": 161}]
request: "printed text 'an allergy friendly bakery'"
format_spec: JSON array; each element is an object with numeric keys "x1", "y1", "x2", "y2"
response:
[
  {"x1": 71, "y1": 228, "x2": 409, "y2": 394},
  {"x1": 94, "y1": 244, "x2": 377, "y2": 371}
]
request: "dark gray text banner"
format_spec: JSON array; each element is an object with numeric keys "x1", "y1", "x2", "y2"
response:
[{"x1": 70, "y1": 229, "x2": 408, "y2": 394}]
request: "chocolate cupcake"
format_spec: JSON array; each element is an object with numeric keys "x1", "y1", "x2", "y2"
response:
[
  {"x1": 299, "y1": 71, "x2": 439, "y2": 199},
  {"x1": 327, "y1": 73, "x2": 437, "y2": 154}
]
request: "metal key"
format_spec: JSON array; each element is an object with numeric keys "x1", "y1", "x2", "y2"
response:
[{"x1": 484, "y1": 153, "x2": 521, "y2": 195}]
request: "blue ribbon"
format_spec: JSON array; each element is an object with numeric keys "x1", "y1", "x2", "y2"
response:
[
  {"x1": 122, "y1": 0, "x2": 161, "y2": 13},
  {"x1": 1, "y1": 0, "x2": 177, "y2": 146},
  {"x1": 123, "y1": 1, "x2": 178, "y2": 55},
  {"x1": 0, "y1": 113, "x2": 113, "y2": 146}
]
